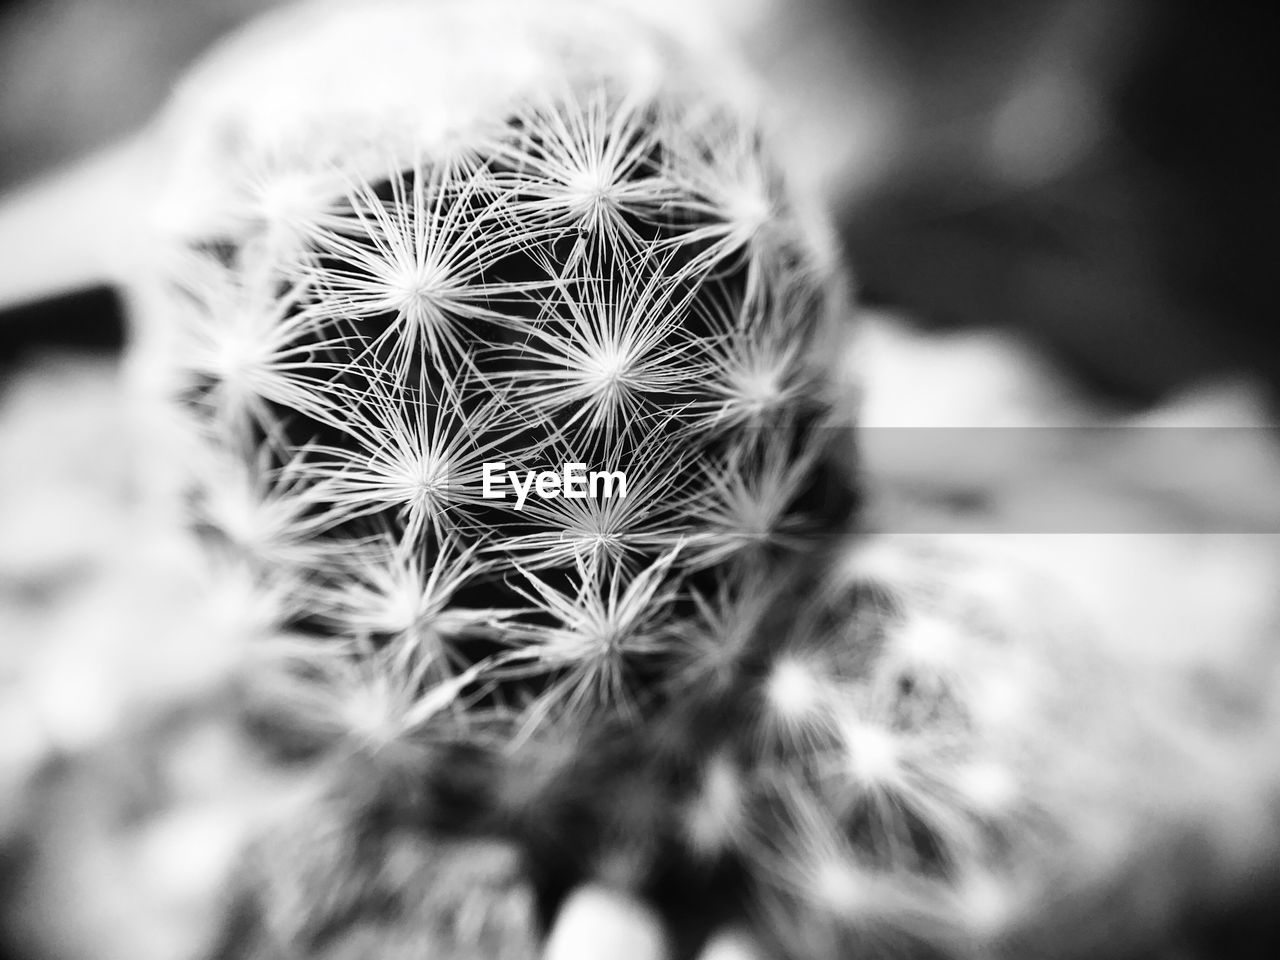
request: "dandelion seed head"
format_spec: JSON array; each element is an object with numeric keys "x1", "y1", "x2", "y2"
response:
[
  {"x1": 198, "y1": 559, "x2": 300, "y2": 646},
  {"x1": 382, "y1": 591, "x2": 425, "y2": 637},
  {"x1": 411, "y1": 454, "x2": 450, "y2": 498},
  {"x1": 341, "y1": 677, "x2": 400, "y2": 745},
  {"x1": 809, "y1": 856, "x2": 871, "y2": 916},
  {"x1": 389, "y1": 260, "x2": 449, "y2": 310},
  {"x1": 732, "y1": 364, "x2": 783, "y2": 414},
  {"x1": 767, "y1": 656, "x2": 828, "y2": 725},
  {"x1": 211, "y1": 326, "x2": 264, "y2": 381},
  {"x1": 564, "y1": 162, "x2": 619, "y2": 218},
  {"x1": 723, "y1": 180, "x2": 772, "y2": 239},
  {"x1": 841, "y1": 719, "x2": 902, "y2": 787},
  {"x1": 583, "y1": 339, "x2": 631, "y2": 388},
  {"x1": 345, "y1": 557, "x2": 436, "y2": 637}
]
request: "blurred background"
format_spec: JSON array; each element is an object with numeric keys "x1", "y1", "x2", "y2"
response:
[{"x1": 1, "y1": 1, "x2": 1278, "y2": 958}]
